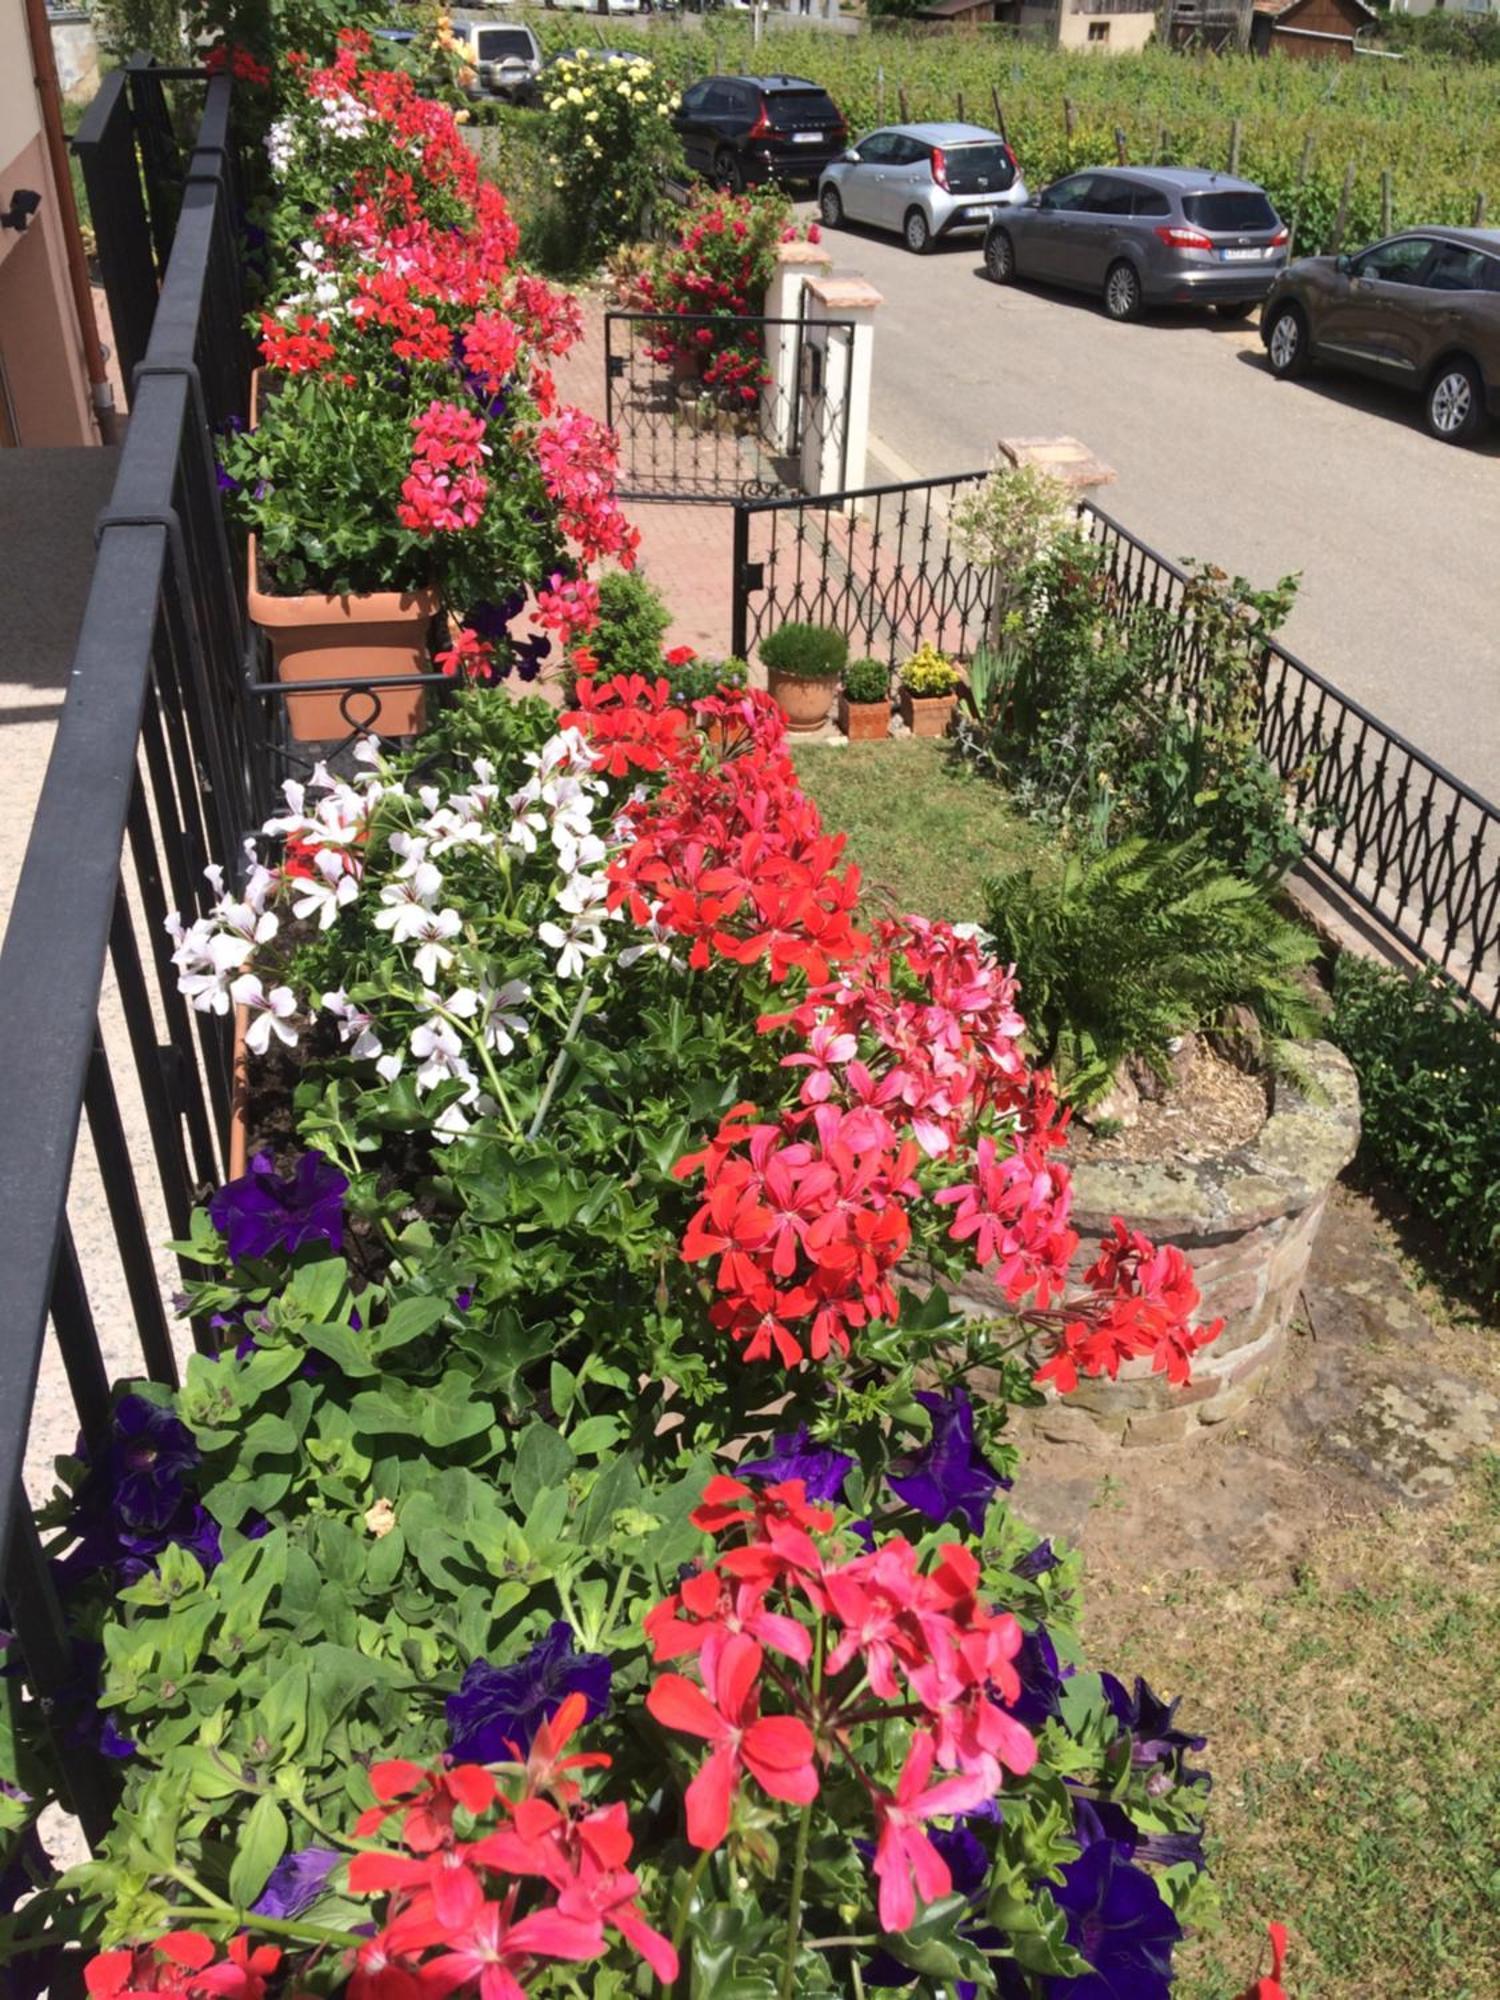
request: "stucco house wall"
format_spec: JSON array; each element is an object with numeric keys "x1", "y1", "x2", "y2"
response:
[{"x1": 0, "y1": 0, "x2": 95, "y2": 444}]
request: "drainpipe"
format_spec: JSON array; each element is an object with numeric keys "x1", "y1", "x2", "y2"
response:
[{"x1": 21, "y1": 0, "x2": 121, "y2": 444}]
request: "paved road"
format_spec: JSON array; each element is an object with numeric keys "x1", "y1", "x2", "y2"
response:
[{"x1": 802, "y1": 210, "x2": 1500, "y2": 803}]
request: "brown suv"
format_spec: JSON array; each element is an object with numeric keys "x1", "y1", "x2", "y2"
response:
[{"x1": 1261, "y1": 228, "x2": 1500, "y2": 444}]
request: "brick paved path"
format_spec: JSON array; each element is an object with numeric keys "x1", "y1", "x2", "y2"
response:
[{"x1": 556, "y1": 293, "x2": 737, "y2": 665}]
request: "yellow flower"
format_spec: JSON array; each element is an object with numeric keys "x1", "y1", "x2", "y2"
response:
[{"x1": 566, "y1": 86, "x2": 585, "y2": 105}]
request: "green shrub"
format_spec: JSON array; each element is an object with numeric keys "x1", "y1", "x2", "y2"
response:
[
  {"x1": 899, "y1": 643, "x2": 960, "y2": 697},
  {"x1": 660, "y1": 653, "x2": 749, "y2": 707},
  {"x1": 954, "y1": 498, "x2": 1303, "y2": 878},
  {"x1": 588, "y1": 570, "x2": 673, "y2": 679},
  {"x1": 1331, "y1": 955, "x2": 1500, "y2": 1298},
  {"x1": 760, "y1": 621, "x2": 848, "y2": 681},
  {"x1": 844, "y1": 657, "x2": 890, "y2": 705},
  {"x1": 983, "y1": 835, "x2": 1321, "y2": 1105}
]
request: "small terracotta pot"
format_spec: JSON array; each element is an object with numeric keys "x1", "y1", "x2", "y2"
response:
[
  {"x1": 244, "y1": 370, "x2": 439, "y2": 743},
  {"x1": 838, "y1": 695, "x2": 890, "y2": 742},
  {"x1": 228, "y1": 1002, "x2": 251, "y2": 1181},
  {"x1": 899, "y1": 689, "x2": 958, "y2": 739},
  {"x1": 768, "y1": 668, "x2": 838, "y2": 733}
]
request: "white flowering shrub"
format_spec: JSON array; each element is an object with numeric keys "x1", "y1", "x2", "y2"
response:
[{"x1": 541, "y1": 49, "x2": 683, "y2": 263}]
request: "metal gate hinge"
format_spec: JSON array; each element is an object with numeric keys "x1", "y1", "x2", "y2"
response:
[
  {"x1": 606, "y1": 355, "x2": 626, "y2": 380},
  {"x1": 739, "y1": 562, "x2": 765, "y2": 595}
]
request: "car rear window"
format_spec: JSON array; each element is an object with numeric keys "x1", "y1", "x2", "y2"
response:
[
  {"x1": 1181, "y1": 191, "x2": 1278, "y2": 234},
  {"x1": 767, "y1": 88, "x2": 842, "y2": 129},
  {"x1": 943, "y1": 143, "x2": 1016, "y2": 193},
  {"x1": 477, "y1": 29, "x2": 535, "y2": 60}
]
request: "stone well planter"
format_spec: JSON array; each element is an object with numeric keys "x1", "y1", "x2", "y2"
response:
[{"x1": 947, "y1": 1040, "x2": 1361, "y2": 1448}]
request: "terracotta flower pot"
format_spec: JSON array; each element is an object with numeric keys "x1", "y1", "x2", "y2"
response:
[
  {"x1": 244, "y1": 369, "x2": 439, "y2": 743},
  {"x1": 899, "y1": 689, "x2": 957, "y2": 739},
  {"x1": 247, "y1": 537, "x2": 440, "y2": 744},
  {"x1": 838, "y1": 695, "x2": 890, "y2": 742},
  {"x1": 768, "y1": 668, "x2": 839, "y2": 734}
]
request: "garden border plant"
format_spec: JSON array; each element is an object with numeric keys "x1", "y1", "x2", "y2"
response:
[{"x1": 0, "y1": 33, "x2": 1291, "y2": 2000}]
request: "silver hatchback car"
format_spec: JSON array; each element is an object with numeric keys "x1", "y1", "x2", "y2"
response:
[
  {"x1": 983, "y1": 166, "x2": 1288, "y2": 321},
  {"x1": 818, "y1": 123, "x2": 1029, "y2": 255}
]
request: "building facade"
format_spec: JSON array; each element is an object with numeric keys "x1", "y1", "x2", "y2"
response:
[{"x1": 0, "y1": 0, "x2": 98, "y2": 444}]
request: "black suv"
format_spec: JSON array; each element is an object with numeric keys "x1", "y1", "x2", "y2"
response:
[{"x1": 674, "y1": 74, "x2": 847, "y2": 191}]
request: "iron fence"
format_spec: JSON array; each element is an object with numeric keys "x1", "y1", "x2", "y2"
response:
[
  {"x1": 605, "y1": 309, "x2": 852, "y2": 503},
  {"x1": 732, "y1": 476, "x2": 1500, "y2": 1013},
  {"x1": 730, "y1": 468, "x2": 994, "y2": 665}
]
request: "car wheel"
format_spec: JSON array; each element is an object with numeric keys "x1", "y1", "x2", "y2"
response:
[
  {"x1": 1266, "y1": 302, "x2": 1308, "y2": 379},
  {"x1": 1103, "y1": 260, "x2": 1142, "y2": 322},
  {"x1": 903, "y1": 207, "x2": 932, "y2": 255},
  {"x1": 984, "y1": 228, "x2": 1015, "y2": 285},
  {"x1": 1213, "y1": 300, "x2": 1255, "y2": 322},
  {"x1": 819, "y1": 185, "x2": 843, "y2": 230},
  {"x1": 1426, "y1": 358, "x2": 1485, "y2": 445},
  {"x1": 714, "y1": 149, "x2": 744, "y2": 195}
]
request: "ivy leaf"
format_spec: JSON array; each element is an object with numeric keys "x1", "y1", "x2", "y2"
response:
[{"x1": 228, "y1": 1794, "x2": 289, "y2": 1909}]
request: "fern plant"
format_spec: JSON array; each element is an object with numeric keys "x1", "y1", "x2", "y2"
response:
[{"x1": 983, "y1": 836, "x2": 1322, "y2": 1106}]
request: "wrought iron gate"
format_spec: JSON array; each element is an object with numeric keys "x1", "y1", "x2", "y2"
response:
[{"x1": 604, "y1": 310, "x2": 851, "y2": 503}]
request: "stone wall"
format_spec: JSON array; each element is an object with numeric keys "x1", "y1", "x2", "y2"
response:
[{"x1": 946, "y1": 1040, "x2": 1361, "y2": 1448}]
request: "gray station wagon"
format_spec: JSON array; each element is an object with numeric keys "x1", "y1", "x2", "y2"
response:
[
  {"x1": 983, "y1": 166, "x2": 1288, "y2": 321},
  {"x1": 817, "y1": 123, "x2": 1028, "y2": 255},
  {"x1": 1261, "y1": 228, "x2": 1500, "y2": 445}
]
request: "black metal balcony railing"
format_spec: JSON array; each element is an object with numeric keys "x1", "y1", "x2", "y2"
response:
[
  {"x1": 732, "y1": 474, "x2": 1500, "y2": 1016},
  {"x1": 0, "y1": 74, "x2": 258, "y2": 1841}
]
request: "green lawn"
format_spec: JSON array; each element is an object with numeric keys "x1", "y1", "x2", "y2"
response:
[
  {"x1": 793, "y1": 739, "x2": 1051, "y2": 927},
  {"x1": 1124, "y1": 1452, "x2": 1500, "y2": 2000}
]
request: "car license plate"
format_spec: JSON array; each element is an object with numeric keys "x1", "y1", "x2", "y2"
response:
[
  {"x1": 792, "y1": 131, "x2": 822, "y2": 145},
  {"x1": 1220, "y1": 247, "x2": 1263, "y2": 262},
  {"x1": 962, "y1": 205, "x2": 994, "y2": 221}
]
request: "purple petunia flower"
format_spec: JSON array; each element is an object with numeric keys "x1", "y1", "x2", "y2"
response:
[
  {"x1": 1009, "y1": 1623, "x2": 1072, "y2": 1731},
  {"x1": 887, "y1": 1389, "x2": 1010, "y2": 1536},
  {"x1": 455, "y1": 1287, "x2": 474, "y2": 1313},
  {"x1": 208, "y1": 1150, "x2": 347, "y2": 1264},
  {"x1": 464, "y1": 591, "x2": 524, "y2": 641},
  {"x1": 98, "y1": 1715, "x2": 137, "y2": 1760},
  {"x1": 512, "y1": 631, "x2": 550, "y2": 683},
  {"x1": 740, "y1": 1426, "x2": 855, "y2": 1504},
  {"x1": 1013, "y1": 1538, "x2": 1060, "y2": 1580},
  {"x1": 1048, "y1": 1839, "x2": 1182, "y2": 2000},
  {"x1": 253, "y1": 1845, "x2": 340, "y2": 1919},
  {"x1": 117, "y1": 1502, "x2": 222, "y2": 1583},
  {"x1": 104, "y1": 1395, "x2": 200, "y2": 1532},
  {"x1": 1073, "y1": 1798, "x2": 1205, "y2": 1875},
  {"x1": 1101, "y1": 1676, "x2": 1210, "y2": 1788},
  {"x1": 446, "y1": 1623, "x2": 611, "y2": 1762},
  {"x1": 215, "y1": 461, "x2": 241, "y2": 495}
]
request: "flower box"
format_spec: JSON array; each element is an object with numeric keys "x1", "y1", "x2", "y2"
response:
[
  {"x1": 899, "y1": 689, "x2": 957, "y2": 739},
  {"x1": 838, "y1": 695, "x2": 890, "y2": 742},
  {"x1": 245, "y1": 370, "x2": 439, "y2": 743},
  {"x1": 768, "y1": 667, "x2": 838, "y2": 733},
  {"x1": 247, "y1": 536, "x2": 439, "y2": 744}
]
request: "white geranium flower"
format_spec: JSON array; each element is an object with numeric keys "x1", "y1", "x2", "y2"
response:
[
  {"x1": 322, "y1": 988, "x2": 382, "y2": 1061},
  {"x1": 539, "y1": 917, "x2": 606, "y2": 981},
  {"x1": 291, "y1": 849, "x2": 359, "y2": 931},
  {"x1": 410, "y1": 1011, "x2": 471, "y2": 1095},
  {"x1": 556, "y1": 871, "x2": 609, "y2": 919},
  {"x1": 375, "y1": 1051, "x2": 405, "y2": 1084},
  {"x1": 387, "y1": 831, "x2": 432, "y2": 879},
  {"x1": 411, "y1": 909, "x2": 463, "y2": 986},
  {"x1": 373, "y1": 867, "x2": 444, "y2": 944},
  {"x1": 231, "y1": 974, "x2": 298, "y2": 1055},
  {"x1": 449, "y1": 976, "x2": 531, "y2": 1055}
]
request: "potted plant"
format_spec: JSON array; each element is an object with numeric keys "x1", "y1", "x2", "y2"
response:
[
  {"x1": 760, "y1": 621, "x2": 848, "y2": 733},
  {"x1": 220, "y1": 70, "x2": 637, "y2": 743},
  {"x1": 838, "y1": 656, "x2": 891, "y2": 741},
  {"x1": 898, "y1": 642, "x2": 961, "y2": 737}
]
